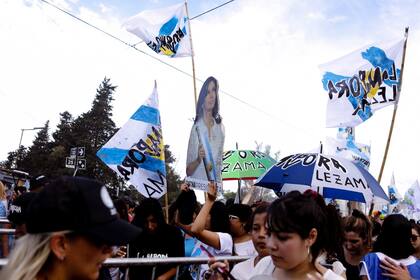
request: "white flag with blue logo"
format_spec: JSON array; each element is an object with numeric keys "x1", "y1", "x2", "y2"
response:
[
  {"x1": 97, "y1": 83, "x2": 167, "y2": 198},
  {"x1": 388, "y1": 173, "x2": 401, "y2": 211},
  {"x1": 403, "y1": 180, "x2": 420, "y2": 210},
  {"x1": 320, "y1": 39, "x2": 404, "y2": 127},
  {"x1": 124, "y1": 2, "x2": 191, "y2": 58},
  {"x1": 325, "y1": 137, "x2": 371, "y2": 170},
  {"x1": 324, "y1": 127, "x2": 371, "y2": 170}
]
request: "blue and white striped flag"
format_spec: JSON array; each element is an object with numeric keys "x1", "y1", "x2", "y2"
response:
[
  {"x1": 320, "y1": 39, "x2": 404, "y2": 127},
  {"x1": 97, "y1": 83, "x2": 167, "y2": 198}
]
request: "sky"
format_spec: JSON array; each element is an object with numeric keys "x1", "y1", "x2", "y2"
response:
[{"x1": 1, "y1": 0, "x2": 419, "y2": 196}]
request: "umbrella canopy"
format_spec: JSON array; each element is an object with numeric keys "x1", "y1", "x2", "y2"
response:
[
  {"x1": 255, "y1": 153, "x2": 388, "y2": 203},
  {"x1": 222, "y1": 150, "x2": 276, "y2": 181}
]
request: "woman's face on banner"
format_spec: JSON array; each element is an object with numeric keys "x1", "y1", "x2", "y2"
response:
[{"x1": 204, "y1": 80, "x2": 217, "y2": 111}]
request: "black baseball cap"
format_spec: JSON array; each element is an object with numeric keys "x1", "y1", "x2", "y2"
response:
[
  {"x1": 26, "y1": 176, "x2": 141, "y2": 246},
  {"x1": 29, "y1": 174, "x2": 49, "y2": 191},
  {"x1": 8, "y1": 192, "x2": 38, "y2": 225}
]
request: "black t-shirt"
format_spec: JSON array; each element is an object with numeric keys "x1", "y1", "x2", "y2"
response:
[
  {"x1": 343, "y1": 259, "x2": 360, "y2": 280},
  {"x1": 129, "y1": 224, "x2": 185, "y2": 280}
]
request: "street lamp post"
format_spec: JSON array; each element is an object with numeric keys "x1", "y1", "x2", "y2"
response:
[
  {"x1": 18, "y1": 127, "x2": 44, "y2": 149},
  {"x1": 15, "y1": 127, "x2": 44, "y2": 169}
]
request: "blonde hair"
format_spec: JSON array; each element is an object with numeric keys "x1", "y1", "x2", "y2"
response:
[
  {"x1": 0, "y1": 181, "x2": 6, "y2": 200},
  {"x1": 0, "y1": 233, "x2": 53, "y2": 280}
]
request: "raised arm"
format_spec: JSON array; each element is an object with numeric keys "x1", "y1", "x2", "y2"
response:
[{"x1": 190, "y1": 182, "x2": 222, "y2": 250}]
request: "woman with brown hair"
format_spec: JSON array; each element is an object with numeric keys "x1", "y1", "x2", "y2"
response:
[{"x1": 342, "y1": 209, "x2": 372, "y2": 279}]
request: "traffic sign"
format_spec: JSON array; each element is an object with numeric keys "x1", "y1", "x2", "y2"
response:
[
  {"x1": 77, "y1": 147, "x2": 86, "y2": 157},
  {"x1": 77, "y1": 159, "x2": 86, "y2": 170},
  {"x1": 65, "y1": 157, "x2": 76, "y2": 168},
  {"x1": 70, "y1": 147, "x2": 77, "y2": 158}
]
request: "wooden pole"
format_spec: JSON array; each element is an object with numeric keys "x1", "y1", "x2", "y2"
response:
[
  {"x1": 377, "y1": 27, "x2": 409, "y2": 184},
  {"x1": 236, "y1": 142, "x2": 241, "y2": 203},
  {"x1": 156, "y1": 79, "x2": 169, "y2": 223},
  {"x1": 164, "y1": 192, "x2": 169, "y2": 223},
  {"x1": 185, "y1": 0, "x2": 198, "y2": 108},
  {"x1": 370, "y1": 27, "x2": 409, "y2": 215}
]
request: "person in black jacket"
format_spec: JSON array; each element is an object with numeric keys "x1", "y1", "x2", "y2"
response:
[{"x1": 129, "y1": 198, "x2": 185, "y2": 280}]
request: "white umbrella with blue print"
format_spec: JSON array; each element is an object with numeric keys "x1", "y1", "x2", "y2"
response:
[{"x1": 255, "y1": 153, "x2": 389, "y2": 203}]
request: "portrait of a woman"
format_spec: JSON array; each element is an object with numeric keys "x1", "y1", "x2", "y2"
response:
[{"x1": 186, "y1": 76, "x2": 225, "y2": 189}]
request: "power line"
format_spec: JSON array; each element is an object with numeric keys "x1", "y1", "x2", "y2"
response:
[
  {"x1": 190, "y1": 0, "x2": 235, "y2": 20},
  {"x1": 38, "y1": 0, "x2": 318, "y2": 138}
]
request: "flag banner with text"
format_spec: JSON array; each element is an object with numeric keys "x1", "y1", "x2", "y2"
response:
[
  {"x1": 320, "y1": 39, "x2": 404, "y2": 127},
  {"x1": 97, "y1": 85, "x2": 167, "y2": 198},
  {"x1": 403, "y1": 180, "x2": 420, "y2": 212},
  {"x1": 388, "y1": 173, "x2": 402, "y2": 213},
  {"x1": 124, "y1": 2, "x2": 192, "y2": 58}
]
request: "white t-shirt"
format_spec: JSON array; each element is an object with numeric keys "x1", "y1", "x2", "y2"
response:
[
  {"x1": 323, "y1": 269, "x2": 346, "y2": 280},
  {"x1": 231, "y1": 256, "x2": 256, "y2": 280},
  {"x1": 190, "y1": 232, "x2": 233, "y2": 279},
  {"x1": 234, "y1": 239, "x2": 257, "y2": 256},
  {"x1": 250, "y1": 256, "x2": 345, "y2": 280},
  {"x1": 250, "y1": 256, "x2": 275, "y2": 277},
  {"x1": 317, "y1": 252, "x2": 346, "y2": 276}
]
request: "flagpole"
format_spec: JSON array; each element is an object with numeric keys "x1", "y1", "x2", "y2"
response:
[
  {"x1": 348, "y1": 127, "x2": 362, "y2": 214},
  {"x1": 377, "y1": 27, "x2": 409, "y2": 184},
  {"x1": 185, "y1": 0, "x2": 198, "y2": 108},
  {"x1": 156, "y1": 79, "x2": 170, "y2": 223},
  {"x1": 236, "y1": 142, "x2": 241, "y2": 203},
  {"x1": 370, "y1": 27, "x2": 409, "y2": 215}
]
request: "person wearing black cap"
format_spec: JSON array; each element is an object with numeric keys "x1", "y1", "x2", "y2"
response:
[
  {"x1": 0, "y1": 176, "x2": 141, "y2": 280},
  {"x1": 29, "y1": 174, "x2": 49, "y2": 192}
]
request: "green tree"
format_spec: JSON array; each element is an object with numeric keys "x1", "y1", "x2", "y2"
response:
[
  {"x1": 1, "y1": 146, "x2": 28, "y2": 170},
  {"x1": 70, "y1": 77, "x2": 118, "y2": 187},
  {"x1": 160, "y1": 144, "x2": 182, "y2": 205},
  {"x1": 1, "y1": 78, "x2": 184, "y2": 205},
  {"x1": 47, "y1": 111, "x2": 76, "y2": 177},
  {"x1": 223, "y1": 190, "x2": 237, "y2": 201},
  {"x1": 52, "y1": 111, "x2": 74, "y2": 146}
]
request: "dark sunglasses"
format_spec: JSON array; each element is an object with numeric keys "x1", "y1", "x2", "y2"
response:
[{"x1": 411, "y1": 234, "x2": 420, "y2": 242}]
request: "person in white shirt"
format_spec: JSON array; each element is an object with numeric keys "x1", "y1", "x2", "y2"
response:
[
  {"x1": 228, "y1": 203, "x2": 257, "y2": 257},
  {"x1": 189, "y1": 182, "x2": 233, "y2": 279},
  {"x1": 231, "y1": 202, "x2": 270, "y2": 280},
  {"x1": 251, "y1": 191, "x2": 344, "y2": 280}
]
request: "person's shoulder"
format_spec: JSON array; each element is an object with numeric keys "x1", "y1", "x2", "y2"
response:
[
  {"x1": 323, "y1": 269, "x2": 345, "y2": 280},
  {"x1": 252, "y1": 256, "x2": 274, "y2": 276},
  {"x1": 216, "y1": 232, "x2": 233, "y2": 243},
  {"x1": 231, "y1": 257, "x2": 255, "y2": 279},
  {"x1": 408, "y1": 258, "x2": 420, "y2": 278},
  {"x1": 363, "y1": 252, "x2": 381, "y2": 262}
]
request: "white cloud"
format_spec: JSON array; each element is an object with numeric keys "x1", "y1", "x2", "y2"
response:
[
  {"x1": 99, "y1": 3, "x2": 111, "y2": 14},
  {"x1": 1, "y1": 0, "x2": 419, "y2": 197}
]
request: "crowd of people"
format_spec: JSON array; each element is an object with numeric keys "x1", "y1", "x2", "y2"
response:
[{"x1": 1, "y1": 175, "x2": 420, "y2": 280}]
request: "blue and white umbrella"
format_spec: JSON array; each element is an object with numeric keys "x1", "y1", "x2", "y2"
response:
[{"x1": 255, "y1": 153, "x2": 388, "y2": 203}]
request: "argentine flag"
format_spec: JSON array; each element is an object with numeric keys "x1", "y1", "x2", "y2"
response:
[{"x1": 97, "y1": 83, "x2": 167, "y2": 198}]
